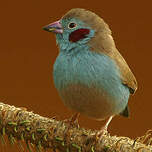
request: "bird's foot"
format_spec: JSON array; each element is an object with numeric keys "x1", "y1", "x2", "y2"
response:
[
  {"x1": 64, "y1": 113, "x2": 80, "y2": 129},
  {"x1": 63, "y1": 113, "x2": 80, "y2": 140},
  {"x1": 95, "y1": 116, "x2": 113, "y2": 140},
  {"x1": 95, "y1": 126, "x2": 108, "y2": 140}
]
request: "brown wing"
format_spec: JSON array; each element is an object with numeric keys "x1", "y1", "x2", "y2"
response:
[
  {"x1": 88, "y1": 35, "x2": 138, "y2": 94},
  {"x1": 88, "y1": 34, "x2": 138, "y2": 94},
  {"x1": 109, "y1": 49, "x2": 138, "y2": 94}
]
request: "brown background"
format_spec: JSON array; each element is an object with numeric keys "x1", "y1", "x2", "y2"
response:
[{"x1": 0, "y1": 0, "x2": 151, "y2": 151}]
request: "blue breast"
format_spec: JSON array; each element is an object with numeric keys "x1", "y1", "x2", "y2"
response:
[{"x1": 53, "y1": 47, "x2": 130, "y2": 116}]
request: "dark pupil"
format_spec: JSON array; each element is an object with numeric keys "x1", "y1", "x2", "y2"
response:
[{"x1": 69, "y1": 23, "x2": 76, "y2": 28}]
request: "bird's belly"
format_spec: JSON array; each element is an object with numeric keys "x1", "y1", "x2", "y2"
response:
[
  {"x1": 59, "y1": 83, "x2": 125, "y2": 120},
  {"x1": 53, "y1": 51, "x2": 130, "y2": 120}
]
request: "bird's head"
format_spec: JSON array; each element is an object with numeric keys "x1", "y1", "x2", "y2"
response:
[{"x1": 43, "y1": 8, "x2": 115, "y2": 52}]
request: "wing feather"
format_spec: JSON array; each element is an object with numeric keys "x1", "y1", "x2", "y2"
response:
[{"x1": 109, "y1": 50, "x2": 138, "y2": 94}]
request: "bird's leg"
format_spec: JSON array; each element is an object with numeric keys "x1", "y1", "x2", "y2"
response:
[
  {"x1": 64, "y1": 113, "x2": 80, "y2": 128},
  {"x1": 96, "y1": 116, "x2": 113, "y2": 139},
  {"x1": 63, "y1": 113, "x2": 80, "y2": 140},
  {"x1": 69, "y1": 112, "x2": 80, "y2": 127}
]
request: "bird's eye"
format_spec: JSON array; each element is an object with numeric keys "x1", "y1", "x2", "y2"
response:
[{"x1": 68, "y1": 22, "x2": 77, "y2": 29}]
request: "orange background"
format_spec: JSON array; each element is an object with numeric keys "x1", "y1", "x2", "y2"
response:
[{"x1": 0, "y1": 0, "x2": 151, "y2": 151}]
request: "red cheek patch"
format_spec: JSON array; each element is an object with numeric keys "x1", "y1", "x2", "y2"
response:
[{"x1": 69, "y1": 29, "x2": 90, "y2": 42}]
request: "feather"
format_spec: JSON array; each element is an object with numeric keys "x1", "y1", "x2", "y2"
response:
[
  {"x1": 62, "y1": 8, "x2": 137, "y2": 94},
  {"x1": 120, "y1": 105, "x2": 130, "y2": 117}
]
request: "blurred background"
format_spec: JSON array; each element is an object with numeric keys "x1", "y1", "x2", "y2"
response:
[{"x1": 0, "y1": 0, "x2": 151, "y2": 151}]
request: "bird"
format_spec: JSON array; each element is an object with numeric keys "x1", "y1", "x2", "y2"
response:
[{"x1": 43, "y1": 8, "x2": 137, "y2": 136}]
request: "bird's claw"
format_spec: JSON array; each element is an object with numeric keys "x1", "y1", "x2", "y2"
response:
[
  {"x1": 95, "y1": 127, "x2": 108, "y2": 140},
  {"x1": 94, "y1": 116, "x2": 113, "y2": 141},
  {"x1": 63, "y1": 113, "x2": 80, "y2": 141},
  {"x1": 64, "y1": 113, "x2": 80, "y2": 128}
]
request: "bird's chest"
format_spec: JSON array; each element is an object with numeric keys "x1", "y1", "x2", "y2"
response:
[
  {"x1": 53, "y1": 50, "x2": 121, "y2": 96},
  {"x1": 53, "y1": 51, "x2": 107, "y2": 91},
  {"x1": 53, "y1": 50, "x2": 129, "y2": 119}
]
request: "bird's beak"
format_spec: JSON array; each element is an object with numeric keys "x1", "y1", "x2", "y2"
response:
[{"x1": 43, "y1": 20, "x2": 63, "y2": 34}]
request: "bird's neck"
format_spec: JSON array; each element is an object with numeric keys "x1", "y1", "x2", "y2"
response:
[
  {"x1": 56, "y1": 35, "x2": 90, "y2": 54},
  {"x1": 62, "y1": 43, "x2": 90, "y2": 55},
  {"x1": 56, "y1": 32, "x2": 116, "y2": 55}
]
